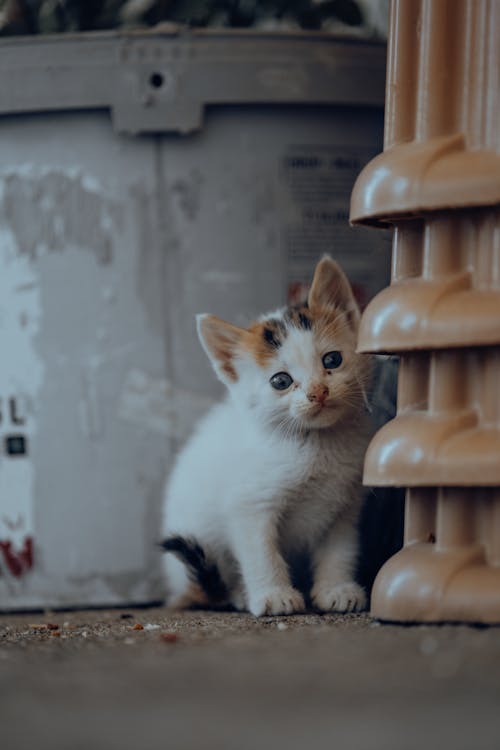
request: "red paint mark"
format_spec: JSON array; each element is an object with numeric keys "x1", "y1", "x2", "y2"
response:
[
  {"x1": 0, "y1": 541, "x2": 23, "y2": 576},
  {"x1": 19, "y1": 536, "x2": 33, "y2": 569},
  {"x1": 0, "y1": 535, "x2": 34, "y2": 577}
]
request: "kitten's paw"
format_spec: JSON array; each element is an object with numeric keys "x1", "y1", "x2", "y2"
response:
[
  {"x1": 312, "y1": 581, "x2": 366, "y2": 613},
  {"x1": 249, "y1": 587, "x2": 305, "y2": 617}
]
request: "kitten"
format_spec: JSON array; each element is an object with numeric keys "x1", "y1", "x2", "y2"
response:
[{"x1": 160, "y1": 255, "x2": 373, "y2": 617}]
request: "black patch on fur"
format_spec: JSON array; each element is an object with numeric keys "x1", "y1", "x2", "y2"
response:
[
  {"x1": 285, "y1": 304, "x2": 312, "y2": 331},
  {"x1": 263, "y1": 327, "x2": 281, "y2": 348},
  {"x1": 160, "y1": 535, "x2": 228, "y2": 602},
  {"x1": 263, "y1": 318, "x2": 287, "y2": 349},
  {"x1": 298, "y1": 312, "x2": 312, "y2": 330}
]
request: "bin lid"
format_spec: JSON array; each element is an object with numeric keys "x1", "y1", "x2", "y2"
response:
[{"x1": 0, "y1": 29, "x2": 386, "y2": 134}]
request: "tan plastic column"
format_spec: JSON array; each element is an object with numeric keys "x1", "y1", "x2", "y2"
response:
[{"x1": 350, "y1": 0, "x2": 500, "y2": 623}]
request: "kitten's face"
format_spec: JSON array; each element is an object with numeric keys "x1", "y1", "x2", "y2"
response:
[
  {"x1": 242, "y1": 306, "x2": 367, "y2": 431},
  {"x1": 198, "y1": 256, "x2": 371, "y2": 433}
]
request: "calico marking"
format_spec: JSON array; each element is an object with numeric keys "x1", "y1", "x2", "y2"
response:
[
  {"x1": 245, "y1": 318, "x2": 286, "y2": 365},
  {"x1": 263, "y1": 325, "x2": 282, "y2": 349},
  {"x1": 262, "y1": 317, "x2": 287, "y2": 349},
  {"x1": 160, "y1": 535, "x2": 228, "y2": 604},
  {"x1": 285, "y1": 304, "x2": 312, "y2": 331},
  {"x1": 245, "y1": 305, "x2": 314, "y2": 366}
]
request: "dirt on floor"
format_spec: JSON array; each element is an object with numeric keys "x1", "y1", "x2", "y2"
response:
[{"x1": 1, "y1": 606, "x2": 500, "y2": 750}]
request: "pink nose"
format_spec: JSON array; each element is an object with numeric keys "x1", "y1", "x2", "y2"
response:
[{"x1": 307, "y1": 384, "x2": 329, "y2": 404}]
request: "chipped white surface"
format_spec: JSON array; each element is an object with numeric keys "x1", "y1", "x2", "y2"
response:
[
  {"x1": 0, "y1": 165, "x2": 120, "y2": 264},
  {"x1": 201, "y1": 269, "x2": 244, "y2": 285},
  {"x1": 78, "y1": 362, "x2": 103, "y2": 440},
  {"x1": 0, "y1": 226, "x2": 44, "y2": 548},
  {"x1": 118, "y1": 370, "x2": 172, "y2": 435},
  {"x1": 0, "y1": 115, "x2": 170, "y2": 608},
  {"x1": 2, "y1": 163, "x2": 104, "y2": 192},
  {"x1": 78, "y1": 345, "x2": 136, "y2": 439},
  {"x1": 118, "y1": 369, "x2": 214, "y2": 440}
]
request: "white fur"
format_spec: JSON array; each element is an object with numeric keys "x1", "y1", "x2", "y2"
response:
[{"x1": 162, "y1": 259, "x2": 372, "y2": 616}]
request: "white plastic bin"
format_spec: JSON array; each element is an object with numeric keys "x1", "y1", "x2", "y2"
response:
[{"x1": 0, "y1": 29, "x2": 389, "y2": 609}]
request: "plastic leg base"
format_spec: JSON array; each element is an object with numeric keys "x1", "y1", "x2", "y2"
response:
[{"x1": 371, "y1": 542, "x2": 500, "y2": 624}]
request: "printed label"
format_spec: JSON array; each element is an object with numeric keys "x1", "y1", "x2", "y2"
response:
[{"x1": 280, "y1": 145, "x2": 392, "y2": 307}]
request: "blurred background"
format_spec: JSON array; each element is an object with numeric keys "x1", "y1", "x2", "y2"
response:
[
  {"x1": 0, "y1": 0, "x2": 388, "y2": 35},
  {"x1": 2, "y1": 7, "x2": 500, "y2": 750},
  {"x1": 0, "y1": 0, "x2": 397, "y2": 612}
]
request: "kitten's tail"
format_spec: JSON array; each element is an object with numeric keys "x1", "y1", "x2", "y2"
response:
[{"x1": 160, "y1": 535, "x2": 228, "y2": 606}]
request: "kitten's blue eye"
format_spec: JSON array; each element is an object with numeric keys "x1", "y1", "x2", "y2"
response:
[
  {"x1": 270, "y1": 372, "x2": 293, "y2": 391},
  {"x1": 322, "y1": 351, "x2": 342, "y2": 370}
]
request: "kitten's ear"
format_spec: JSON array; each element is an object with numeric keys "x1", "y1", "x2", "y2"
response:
[
  {"x1": 308, "y1": 255, "x2": 360, "y2": 326},
  {"x1": 197, "y1": 314, "x2": 245, "y2": 385}
]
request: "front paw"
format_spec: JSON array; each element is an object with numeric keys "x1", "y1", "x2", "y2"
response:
[
  {"x1": 312, "y1": 581, "x2": 366, "y2": 613},
  {"x1": 249, "y1": 586, "x2": 305, "y2": 617}
]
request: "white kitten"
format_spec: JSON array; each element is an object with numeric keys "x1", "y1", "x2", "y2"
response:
[{"x1": 161, "y1": 256, "x2": 373, "y2": 617}]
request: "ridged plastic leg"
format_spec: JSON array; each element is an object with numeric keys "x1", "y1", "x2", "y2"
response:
[{"x1": 350, "y1": 0, "x2": 500, "y2": 623}]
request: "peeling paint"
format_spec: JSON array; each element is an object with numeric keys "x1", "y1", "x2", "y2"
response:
[
  {"x1": 78, "y1": 362, "x2": 103, "y2": 440},
  {"x1": 118, "y1": 370, "x2": 172, "y2": 436},
  {"x1": 201, "y1": 270, "x2": 244, "y2": 285},
  {"x1": 252, "y1": 180, "x2": 276, "y2": 225},
  {"x1": 170, "y1": 169, "x2": 203, "y2": 221},
  {"x1": 0, "y1": 225, "x2": 44, "y2": 556},
  {"x1": 78, "y1": 345, "x2": 136, "y2": 439},
  {"x1": 118, "y1": 369, "x2": 214, "y2": 440},
  {"x1": 0, "y1": 166, "x2": 122, "y2": 264},
  {"x1": 131, "y1": 184, "x2": 166, "y2": 335}
]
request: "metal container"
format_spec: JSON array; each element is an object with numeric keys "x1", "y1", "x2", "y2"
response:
[{"x1": 0, "y1": 29, "x2": 389, "y2": 609}]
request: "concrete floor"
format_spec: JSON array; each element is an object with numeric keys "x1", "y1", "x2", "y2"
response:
[{"x1": 1, "y1": 606, "x2": 500, "y2": 750}]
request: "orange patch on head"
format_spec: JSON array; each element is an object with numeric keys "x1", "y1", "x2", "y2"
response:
[
  {"x1": 197, "y1": 314, "x2": 243, "y2": 382},
  {"x1": 243, "y1": 319, "x2": 287, "y2": 367},
  {"x1": 243, "y1": 306, "x2": 318, "y2": 367},
  {"x1": 217, "y1": 353, "x2": 238, "y2": 382}
]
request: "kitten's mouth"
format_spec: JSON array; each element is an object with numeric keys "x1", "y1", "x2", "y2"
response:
[
  {"x1": 311, "y1": 404, "x2": 328, "y2": 415},
  {"x1": 305, "y1": 402, "x2": 336, "y2": 421},
  {"x1": 314, "y1": 400, "x2": 336, "y2": 412}
]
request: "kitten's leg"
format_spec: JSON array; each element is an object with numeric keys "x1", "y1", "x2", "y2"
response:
[
  {"x1": 230, "y1": 512, "x2": 305, "y2": 617},
  {"x1": 311, "y1": 510, "x2": 366, "y2": 613}
]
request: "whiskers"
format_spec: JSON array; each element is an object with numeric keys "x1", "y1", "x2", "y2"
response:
[
  {"x1": 268, "y1": 413, "x2": 306, "y2": 443},
  {"x1": 354, "y1": 371, "x2": 372, "y2": 414},
  {"x1": 324, "y1": 377, "x2": 370, "y2": 417}
]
